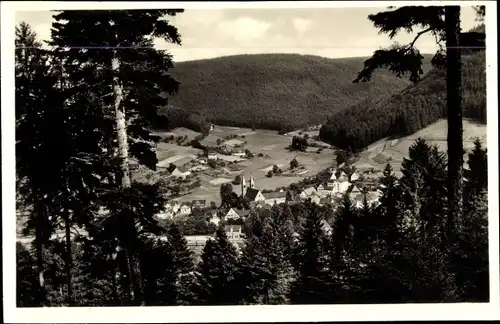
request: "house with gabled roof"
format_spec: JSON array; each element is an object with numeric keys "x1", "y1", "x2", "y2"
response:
[
  {"x1": 337, "y1": 178, "x2": 351, "y2": 195},
  {"x1": 244, "y1": 187, "x2": 265, "y2": 202},
  {"x1": 178, "y1": 203, "x2": 192, "y2": 215},
  {"x1": 191, "y1": 200, "x2": 207, "y2": 210},
  {"x1": 337, "y1": 170, "x2": 348, "y2": 181},
  {"x1": 225, "y1": 225, "x2": 244, "y2": 240},
  {"x1": 300, "y1": 186, "x2": 321, "y2": 204},
  {"x1": 225, "y1": 208, "x2": 251, "y2": 220},
  {"x1": 318, "y1": 181, "x2": 340, "y2": 197},
  {"x1": 350, "y1": 171, "x2": 360, "y2": 182},
  {"x1": 262, "y1": 191, "x2": 287, "y2": 206},
  {"x1": 171, "y1": 165, "x2": 191, "y2": 179},
  {"x1": 348, "y1": 184, "x2": 363, "y2": 196},
  {"x1": 209, "y1": 213, "x2": 221, "y2": 226}
]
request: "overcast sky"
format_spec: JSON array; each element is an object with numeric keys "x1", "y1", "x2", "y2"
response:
[{"x1": 15, "y1": 7, "x2": 480, "y2": 62}]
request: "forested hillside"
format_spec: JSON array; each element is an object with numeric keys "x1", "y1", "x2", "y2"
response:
[
  {"x1": 319, "y1": 50, "x2": 486, "y2": 152},
  {"x1": 165, "y1": 54, "x2": 431, "y2": 132},
  {"x1": 320, "y1": 24, "x2": 486, "y2": 152}
]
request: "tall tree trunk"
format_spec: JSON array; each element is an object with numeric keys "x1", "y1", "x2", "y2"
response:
[
  {"x1": 445, "y1": 6, "x2": 464, "y2": 240},
  {"x1": 59, "y1": 62, "x2": 74, "y2": 306},
  {"x1": 35, "y1": 225, "x2": 45, "y2": 306},
  {"x1": 63, "y1": 205, "x2": 73, "y2": 305},
  {"x1": 444, "y1": 5, "x2": 464, "y2": 302},
  {"x1": 112, "y1": 56, "x2": 131, "y2": 189},
  {"x1": 32, "y1": 190, "x2": 46, "y2": 306},
  {"x1": 111, "y1": 53, "x2": 145, "y2": 305}
]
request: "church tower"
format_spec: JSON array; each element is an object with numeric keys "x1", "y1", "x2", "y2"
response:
[
  {"x1": 249, "y1": 175, "x2": 256, "y2": 189},
  {"x1": 241, "y1": 175, "x2": 247, "y2": 197}
]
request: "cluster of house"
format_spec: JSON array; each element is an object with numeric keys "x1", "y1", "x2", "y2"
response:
[
  {"x1": 220, "y1": 169, "x2": 381, "y2": 223},
  {"x1": 154, "y1": 162, "x2": 193, "y2": 180},
  {"x1": 155, "y1": 168, "x2": 382, "y2": 228},
  {"x1": 155, "y1": 199, "x2": 209, "y2": 219}
]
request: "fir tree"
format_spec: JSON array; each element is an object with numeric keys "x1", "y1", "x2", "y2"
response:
[
  {"x1": 465, "y1": 138, "x2": 488, "y2": 204},
  {"x1": 237, "y1": 215, "x2": 274, "y2": 304},
  {"x1": 49, "y1": 9, "x2": 184, "y2": 305},
  {"x1": 352, "y1": 5, "x2": 486, "y2": 258},
  {"x1": 327, "y1": 193, "x2": 358, "y2": 303},
  {"x1": 238, "y1": 210, "x2": 294, "y2": 305},
  {"x1": 400, "y1": 139, "x2": 447, "y2": 239},
  {"x1": 290, "y1": 205, "x2": 331, "y2": 304},
  {"x1": 139, "y1": 238, "x2": 177, "y2": 306},
  {"x1": 16, "y1": 242, "x2": 39, "y2": 307},
  {"x1": 377, "y1": 164, "x2": 403, "y2": 242},
  {"x1": 455, "y1": 191, "x2": 489, "y2": 301},
  {"x1": 193, "y1": 225, "x2": 239, "y2": 305},
  {"x1": 166, "y1": 223, "x2": 195, "y2": 305}
]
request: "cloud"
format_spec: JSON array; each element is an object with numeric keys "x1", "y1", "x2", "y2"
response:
[
  {"x1": 13, "y1": 7, "x2": 480, "y2": 62},
  {"x1": 217, "y1": 17, "x2": 272, "y2": 42},
  {"x1": 292, "y1": 18, "x2": 312, "y2": 36}
]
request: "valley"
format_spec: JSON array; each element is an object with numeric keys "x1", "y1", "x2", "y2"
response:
[{"x1": 142, "y1": 118, "x2": 487, "y2": 205}]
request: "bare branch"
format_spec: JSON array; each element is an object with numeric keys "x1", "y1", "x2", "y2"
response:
[{"x1": 410, "y1": 27, "x2": 434, "y2": 48}]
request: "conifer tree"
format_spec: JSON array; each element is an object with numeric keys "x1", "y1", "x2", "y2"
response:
[
  {"x1": 455, "y1": 191, "x2": 489, "y2": 301},
  {"x1": 377, "y1": 164, "x2": 403, "y2": 243},
  {"x1": 238, "y1": 210, "x2": 294, "y2": 304},
  {"x1": 353, "y1": 5, "x2": 486, "y2": 246},
  {"x1": 464, "y1": 138, "x2": 488, "y2": 204},
  {"x1": 16, "y1": 242, "x2": 39, "y2": 307},
  {"x1": 15, "y1": 22, "x2": 77, "y2": 305},
  {"x1": 237, "y1": 215, "x2": 274, "y2": 304},
  {"x1": 400, "y1": 139, "x2": 447, "y2": 238},
  {"x1": 327, "y1": 193, "x2": 358, "y2": 303},
  {"x1": 290, "y1": 205, "x2": 331, "y2": 304},
  {"x1": 49, "y1": 9, "x2": 184, "y2": 305},
  {"x1": 139, "y1": 238, "x2": 177, "y2": 306},
  {"x1": 166, "y1": 223, "x2": 195, "y2": 304},
  {"x1": 193, "y1": 224, "x2": 239, "y2": 305}
]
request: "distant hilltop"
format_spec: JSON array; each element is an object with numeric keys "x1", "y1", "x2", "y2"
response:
[{"x1": 160, "y1": 53, "x2": 431, "y2": 133}]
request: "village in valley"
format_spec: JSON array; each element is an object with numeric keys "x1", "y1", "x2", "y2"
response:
[
  {"x1": 11, "y1": 4, "x2": 490, "y2": 310},
  {"x1": 135, "y1": 123, "x2": 385, "y2": 254}
]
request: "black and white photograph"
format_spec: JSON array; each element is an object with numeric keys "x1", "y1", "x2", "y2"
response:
[{"x1": 2, "y1": 1, "x2": 499, "y2": 322}]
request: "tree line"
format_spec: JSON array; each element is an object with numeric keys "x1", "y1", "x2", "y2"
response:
[
  {"x1": 18, "y1": 138, "x2": 489, "y2": 305},
  {"x1": 167, "y1": 53, "x2": 422, "y2": 133},
  {"x1": 319, "y1": 48, "x2": 486, "y2": 153}
]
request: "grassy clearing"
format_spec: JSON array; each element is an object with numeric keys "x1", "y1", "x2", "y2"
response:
[
  {"x1": 164, "y1": 126, "x2": 337, "y2": 204},
  {"x1": 354, "y1": 118, "x2": 487, "y2": 172}
]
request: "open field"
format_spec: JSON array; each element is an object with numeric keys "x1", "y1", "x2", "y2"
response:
[
  {"x1": 209, "y1": 177, "x2": 232, "y2": 186},
  {"x1": 164, "y1": 125, "x2": 336, "y2": 205},
  {"x1": 260, "y1": 164, "x2": 284, "y2": 172},
  {"x1": 217, "y1": 155, "x2": 246, "y2": 162},
  {"x1": 156, "y1": 142, "x2": 203, "y2": 163},
  {"x1": 157, "y1": 120, "x2": 486, "y2": 205},
  {"x1": 354, "y1": 119, "x2": 487, "y2": 174}
]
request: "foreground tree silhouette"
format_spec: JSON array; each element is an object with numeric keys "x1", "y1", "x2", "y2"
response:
[
  {"x1": 353, "y1": 6, "x2": 486, "y2": 248},
  {"x1": 166, "y1": 223, "x2": 195, "y2": 304},
  {"x1": 15, "y1": 22, "x2": 51, "y2": 306},
  {"x1": 464, "y1": 138, "x2": 488, "y2": 204},
  {"x1": 17, "y1": 242, "x2": 39, "y2": 307},
  {"x1": 193, "y1": 225, "x2": 239, "y2": 305},
  {"x1": 290, "y1": 204, "x2": 331, "y2": 304},
  {"x1": 400, "y1": 138, "x2": 448, "y2": 239},
  {"x1": 49, "y1": 9, "x2": 184, "y2": 305}
]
